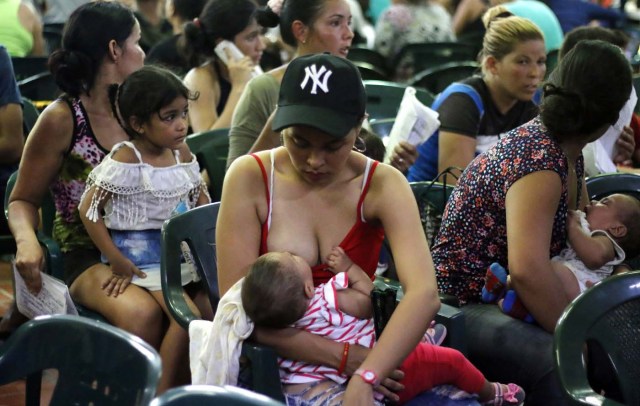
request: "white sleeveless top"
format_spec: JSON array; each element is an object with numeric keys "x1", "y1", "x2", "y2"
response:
[{"x1": 82, "y1": 141, "x2": 207, "y2": 230}]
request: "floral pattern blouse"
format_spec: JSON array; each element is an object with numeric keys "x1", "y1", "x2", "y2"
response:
[
  {"x1": 432, "y1": 117, "x2": 584, "y2": 305},
  {"x1": 50, "y1": 97, "x2": 109, "y2": 253}
]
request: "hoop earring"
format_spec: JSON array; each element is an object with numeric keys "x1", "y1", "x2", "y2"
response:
[{"x1": 353, "y1": 136, "x2": 366, "y2": 153}]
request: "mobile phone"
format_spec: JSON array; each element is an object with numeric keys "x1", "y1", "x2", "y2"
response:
[{"x1": 214, "y1": 40, "x2": 263, "y2": 77}]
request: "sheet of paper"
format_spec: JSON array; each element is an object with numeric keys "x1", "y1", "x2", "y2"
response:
[
  {"x1": 383, "y1": 86, "x2": 440, "y2": 164},
  {"x1": 13, "y1": 261, "x2": 78, "y2": 319}
]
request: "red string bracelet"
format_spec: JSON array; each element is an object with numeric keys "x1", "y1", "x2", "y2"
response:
[{"x1": 337, "y1": 342, "x2": 350, "y2": 376}]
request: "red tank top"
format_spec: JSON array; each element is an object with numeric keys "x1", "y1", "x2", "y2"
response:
[{"x1": 252, "y1": 152, "x2": 384, "y2": 286}]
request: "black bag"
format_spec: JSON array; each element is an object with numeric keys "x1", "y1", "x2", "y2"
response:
[{"x1": 371, "y1": 287, "x2": 398, "y2": 339}]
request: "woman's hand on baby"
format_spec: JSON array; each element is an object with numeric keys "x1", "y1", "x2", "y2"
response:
[
  {"x1": 102, "y1": 257, "x2": 146, "y2": 297},
  {"x1": 390, "y1": 141, "x2": 418, "y2": 173},
  {"x1": 15, "y1": 239, "x2": 45, "y2": 294}
]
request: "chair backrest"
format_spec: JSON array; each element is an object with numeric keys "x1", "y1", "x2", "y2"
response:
[
  {"x1": 0, "y1": 314, "x2": 162, "y2": 405},
  {"x1": 455, "y1": 31, "x2": 484, "y2": 58},
  {"x1": 150, "y1": 385, "x2": 285, "y2": 406},
  {"x1": 161, "y1": 202, "x2": 220, "y2": 329},
  {"x1": 42, "y1": 23, "x2": 64, "y2": 54},
  {"x1": 363, "y1": 80, "x2": 435, "y2": 121},
  {"x1": 186, "y1": 129, "x2": 230, "y2": 202},
  {"x1": 410, "y1": 181, "x2": 455, "y2": 247},
  {"x1": 554, "y1": 271, "x2": 640, "y2": 406},
  {"x1": 354, "y1": 61, "x2": 390, "y2": 81},
  {"x1": 392, "y1": 42, "x2": 478, "y2": 81},
  {"x1": 585, "y1": 172, "x2": 640, "y2": 269},
  {"x1": 368, "y1": 117, "x2": 395, "y2": 139},
  {"x1": 409, "y1": 61, "x2": 481, "y2": 95},
  {"x1": 160, "y1": 202, "x2": 285, "y2": 402},
  {"x1": 22, "y1": 97, "x2": 40, "y2": 136},
  {"x1": 17, "y1": 72, "x2": 60, "y2": 102},
  {"x1": 347, "y1": 46, "x2": 389, "y2": 76},
  {"x1": 11, "y1": 57, "x2": 49, "y2": 82},
  {"x1": 5, "y1": 171, "x2": 63, "y2": 278},
  {"x1": 585, "y1": 172, "x2": 640, "y2": 201}
]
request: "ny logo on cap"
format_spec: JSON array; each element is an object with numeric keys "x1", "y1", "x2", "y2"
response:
[{"x1": 300, "y1": 64, "x2": 332, "y2": 94}]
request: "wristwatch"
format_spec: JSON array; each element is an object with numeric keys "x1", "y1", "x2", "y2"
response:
[{"x1": 353, "y1": 368, "x2": 380, "y2": 387}]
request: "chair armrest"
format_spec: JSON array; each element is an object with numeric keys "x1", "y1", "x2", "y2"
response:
[
  {"x1": 240, "y1": 341, "x2": 285, "y2": 402},
  {"x1": 435, "y1": 303, "x2": 466, "y2": 355},
  {"x1": 374, "y1": 276, "x2": 467, "y2": 354},
  {"x1": 38, "y1": 233, "x2": 63, "y2": 280}
]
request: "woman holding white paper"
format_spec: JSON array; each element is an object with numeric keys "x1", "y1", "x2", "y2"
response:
[{"x1": 390, "y1": 6, "x2": 544, "y2": 183}]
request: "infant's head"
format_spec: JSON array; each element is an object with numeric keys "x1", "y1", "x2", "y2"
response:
[
  {"x1": 585, "y1": 193, "x2": 640, "y2": 259},
  {"x1": 242, "y1": 252, "x2": 315, "y2": 328}
]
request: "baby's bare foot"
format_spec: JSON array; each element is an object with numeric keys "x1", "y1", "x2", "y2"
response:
[{"x1": 326, "y1": 246, "x2": 354, "y2": 274}]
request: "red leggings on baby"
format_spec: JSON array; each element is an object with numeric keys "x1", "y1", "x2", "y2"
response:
[{"x1": 397, "y1": 343, "x2": 485, "y2": 404}]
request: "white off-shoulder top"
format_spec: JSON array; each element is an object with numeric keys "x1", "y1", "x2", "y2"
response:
[{"x1": 81, "y1": 141, "x2": 208, "y2": 230}]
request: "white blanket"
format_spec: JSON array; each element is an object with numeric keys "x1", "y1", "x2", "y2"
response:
[{"x1": 189, "y1": 278, "x2": 254, "y2": 385}]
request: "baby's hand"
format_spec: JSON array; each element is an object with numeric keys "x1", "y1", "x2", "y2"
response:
[
  {"x1": 326, "y1": 246, "x2": 354, "y2": 274},
  {"x1": 567, "y1": 210, "x2": 582, "y2": 227}
]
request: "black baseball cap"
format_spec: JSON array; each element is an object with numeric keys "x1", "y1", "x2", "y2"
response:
[{"x1": 272, "y1": 53, "x2": 366, "y2": 138}]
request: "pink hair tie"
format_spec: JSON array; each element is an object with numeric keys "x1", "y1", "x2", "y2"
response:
[
  {"x1": 267, "y1": 0, "x2": 283, "y2": 16},
  {"x1": 193, "y1": 17, "x2": 201, "y2": 29}
]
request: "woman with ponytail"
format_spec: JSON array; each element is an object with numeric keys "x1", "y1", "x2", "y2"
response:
[
  {"x1": 390, "y1": 6, "x2": 546, "y2": 183},
  {"x1": 226, "y1": 0, "x2": 356, "y2": 168},
  {"x1": 432, "y1": 39, "x2": 632, "y2": 404},
  {"x1": 180, "y1": 0, "x2": 265, "y2": 132}
]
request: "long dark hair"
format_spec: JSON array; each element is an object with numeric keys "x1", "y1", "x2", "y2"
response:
[
  {"x1": 179, "y1": 0, "x2": 258, "y2": 68},
  {"x1": 255, "y1": 0, "x2": 327, "y2": 47},
  {"x1": 48, "y1": 1, "x2": 136, "y2": 97}
]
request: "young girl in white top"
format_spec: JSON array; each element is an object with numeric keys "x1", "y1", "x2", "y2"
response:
[{"x1": 79, "y1": 65, "x2": 212, "y2": 392}]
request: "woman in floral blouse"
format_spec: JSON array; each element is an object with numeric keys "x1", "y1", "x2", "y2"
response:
[{"x1": 433, "y1": 40, "x2": 632, "y2": 405}]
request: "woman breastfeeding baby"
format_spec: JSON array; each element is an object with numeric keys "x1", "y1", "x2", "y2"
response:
[{"x1": 216, "y1": 53, "x2": 523, "y2": 405}]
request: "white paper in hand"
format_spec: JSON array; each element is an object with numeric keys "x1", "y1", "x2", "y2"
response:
[
  {"x1": 383, "y1": 86, "x2": 440, "y2": 164},
  {"x1": 13, "y1": 261, "x2": 78, "y2": 319}
]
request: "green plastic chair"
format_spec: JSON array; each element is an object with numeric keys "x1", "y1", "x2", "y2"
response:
[
  {"x1": 368, "y1": 117, "x2": 395, "y2": 139},
  {"x1": 363, "y1": 80, "x2": 435, "y2": 121},
  {"x1": 353, "y1": 61, "x2": 390, "y2": 81},
  {"x1": 347, "y1": 46, "x2": 390, "y2": 76},
  {"x1": 379, "y1": 180, "x2": 466, "y2": 352},
  {"x1": 0, "y1": 314, "x2": 162, "y2": 406},
  {"x1": 22, "y1": 97, "x2": 40, "y2": 136},
  {"x1": 160, "y1": 202, "x2": 285, "y2": 402},
  {"x1": 186, "y1": 128, "x2": 230, "y2": 202},
  {"x1": 585, "y1": 172, "x2": 640, "y2": 201},
  {"x1": 150, "y1": 385, "x2": 285, "y2": 405},
  {"x1": 10, "y1": 56, "x2": 49, "y2": 82},
  {"x1": 6, "y1": 171, "x2": 108, "y2": 322},
  {"x1": 392, "y1": 42, "x2": 478, "y2": 82},
  {"x1": 4, "y1": 171, "x2": 62, "y2": 279},
  {"x1": 585, "y1": 172, "x2": 640, "y2": 270},
  {"x1": 409, "y1": 61, "x2": 481, "y2": 95},
  {"x1": 554, "y1": 271, "x2": 640, "y2": 406}
]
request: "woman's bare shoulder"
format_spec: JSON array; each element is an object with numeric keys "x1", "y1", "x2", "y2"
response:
[{"x1": 28, "y1": 100, "x2": 74, "y2": 147}]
